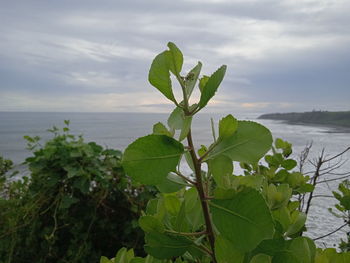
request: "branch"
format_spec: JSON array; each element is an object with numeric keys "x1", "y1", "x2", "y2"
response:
[
  {"x1": 317, "y1": 175, "x2": 350, "y2": 184},
  {"x1": 313, "y1": 222, "x2": 348, "y2": 241},
  {"x1": 175, "y1": 171, "x2": 197, "y2": 185},
  {"x1": 304, "y1": 149, "x2": 325, "y2": 215},
  {"x1": 323, "y1": 147, "x2": 350, "y2": 163},
  {"x1": 187, "y1": 129, "x2": 217, "y2": 263},
  {"x1": 312, "y1": 195, "x2": 334, "y2": 198}
]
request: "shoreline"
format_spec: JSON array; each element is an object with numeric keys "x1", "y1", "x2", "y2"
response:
[
  {"x1": 258, "y1": 111, "x2": 350, "y2": 133},
  {"x1": 277, "y1": 120, "x2": 350, "y2": 133}
]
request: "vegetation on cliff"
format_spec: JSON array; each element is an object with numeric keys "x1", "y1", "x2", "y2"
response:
[{"x1": 258, "y1": 111, "x2": 350, "y2": 128}]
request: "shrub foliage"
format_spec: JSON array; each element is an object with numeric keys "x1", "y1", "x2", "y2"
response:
[{"x1": 0, "y1": 124, "x2": 155, "y2": 263}]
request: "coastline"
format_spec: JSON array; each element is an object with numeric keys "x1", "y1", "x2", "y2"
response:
[
  {"x1": 277, "y1": 120, "x2": 350, "y2": 133},
  {"x1": 258, "y1": 111, "x2": 350, "y2": 133}
]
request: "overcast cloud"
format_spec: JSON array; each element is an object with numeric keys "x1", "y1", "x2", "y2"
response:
[{"x1": 0, "y1": 0, "x2": 349, "y2": 114}]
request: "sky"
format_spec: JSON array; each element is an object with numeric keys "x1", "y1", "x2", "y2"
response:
[{"x1": 0, "y1": 0, "x2": 349, "y2": 114}]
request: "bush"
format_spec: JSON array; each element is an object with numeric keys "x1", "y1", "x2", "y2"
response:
[
  {"x1": 0, "y1": 123, "x2": 156, "y2": 263},
  {"x1": 0, "y1": 156, "x2": 13, "y2": 176}
]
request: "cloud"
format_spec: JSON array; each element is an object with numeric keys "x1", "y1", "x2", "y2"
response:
[
  {"x1": 0, "y1": 90, "x2": 170, "y2": 112},
  {"x1": 0, "y1": 0, "x2": 349, "y2": 113}
]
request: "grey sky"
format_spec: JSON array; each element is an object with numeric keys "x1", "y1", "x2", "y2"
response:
[{"x1": 0, "y1": 0, "x2": 349, "y2": 114}]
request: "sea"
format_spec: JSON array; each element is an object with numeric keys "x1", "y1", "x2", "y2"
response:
[{"x1": 0, "y1": 111, "x2": 349, "y2": 248}]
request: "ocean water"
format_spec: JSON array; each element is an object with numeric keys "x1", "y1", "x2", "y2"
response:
[{"x1": 0, "y1": 111, "x2": 349, "y2": 248}]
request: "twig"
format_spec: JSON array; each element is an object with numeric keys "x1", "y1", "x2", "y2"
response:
[
  {"x1": 304, "y1": 149, "x2": 325, "y2": 215},
  {"x1": 313, "y1": 222, "x2": 348, "y2": 241},
  {"x1": 175, "y1": 171, "x2": 196, "y2": 185},
  {"x1": 323, "y1": 147, "x2": 350, "y2": 163},
  {"x1": 312, "y1": 195, "x2": 334, "y2": 198},
  {"x1": 318, "y1": 175, "x2": 350, "y2": 184}
]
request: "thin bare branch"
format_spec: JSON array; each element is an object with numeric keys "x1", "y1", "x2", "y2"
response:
[
  {"x1": 313, "y1": 222, "x2": 348, "y2": 241},
  {"x1": 312, "y1": 195, "x2": 334, "y2": 198},
  {"x1": 323, "y1": 147, "x2": 350, "y2": 163},
  {"x1": 318, "y1": 175, "x2": 350, "y2": 184}
]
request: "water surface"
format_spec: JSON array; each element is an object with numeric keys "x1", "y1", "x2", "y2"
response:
[{"x1": 0, "y1": 111, "x2": 349, "y2": 248}]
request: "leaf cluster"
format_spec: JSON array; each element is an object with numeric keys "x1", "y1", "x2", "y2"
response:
[
  {"x1": 0, "y1": 156, "x2": 13, "y2": 176},
  {"x1": 104, "y1": 43, "x2": 349, "y2": 262},
  {"x1": 0, "y1": 124, "x2": 156, "y2": 263},
  {"x1": 329, "y1": 180, "x2": 350, "y2": 252}
]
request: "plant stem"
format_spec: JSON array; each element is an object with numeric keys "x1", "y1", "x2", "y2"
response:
[
  {"x1": 187, "y1": 129, "x2": 217, "y2": 263},
  {"x1": 165, "y1": 230, "x2": 207, "y2": 236},
  {"x1": 174, "y1": 171, "x2": 197, "y2": 185}
]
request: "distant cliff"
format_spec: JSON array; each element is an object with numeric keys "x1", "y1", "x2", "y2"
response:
[{"x1": 258, "y1": 111, "x2": 350, "y2": 128}]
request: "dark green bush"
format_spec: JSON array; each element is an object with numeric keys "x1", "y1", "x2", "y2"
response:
[
  {"x1": 0, "y1": 123, "x2": 155, "y2": 263},
  {"x1": 0, "y1": 156, "x2": 13, "y2": 177}
]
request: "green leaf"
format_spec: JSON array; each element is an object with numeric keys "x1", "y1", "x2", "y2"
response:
[
  {"x1": 167, "y1": 42, "x2": 183, "y2": 76},
  {"x1": 215, "y1": 235, "x2": 244, "y2": 263},
  {"x1": 214, "y1": 188, "x2": 236, "y2": 199},
  {"x1": 253, "y1": 238, "x2": 287, "y2": 256},
  {"x1": 184, "y1": 151, "x2": 195, "y2": 172},
  {"x1": 164, "y1": 195, "x2": 181, "y2": 215},
  {"x1": 340, "y1": 196, "x2": 350, "y2": 210},
  {"x1": 255, "y1": 238, "x2": 311, "y2": 263},
  {"x1": 156, "y1": 173, "x2": 186, "y2": 193},
  {"x1": 209, "y1": 155, "x2": 233, "y2": 187},
  {"x1": 122, "y1": 135, "x2": 184, "y2": 185},
  {"x1": 296, "y1": 183, "x2": 314, "y2": 194},
  {"x1": 272, "y1": 207, "x2": 291, "y2": 232},
  {"x1": 219, "y1": 114, "x2": 238, "y2": 139},
  {"x1": 286, "y1": 211, "x2": 306, "y2": 237},
  {"x1": 168, "y1": 107, "x2": 184, "y2": 130},
  {"x1": 139, "y1": 216, "x2": 164, "y2": 233},
  {"x1": 238, "y1": 175, "x2": 264, "y2": 190},
  {"x1": 73, "y1": 177, "x2": 90, "y2": 194},
  {"x1": 153, "y1": 122, "x2": 173, "y2": 137},
  {"x1": 274, "y1": 237, "x2": 311, "y2": 263},
  {"x1": 198, "y1": 65, "x2": 226, "y2": 109},
  {"x1": 210, "y1": 188, "x2": 274, "y2": 252},
  {"x1": 266, "y1": 184, "x2": 292, "y2": 210},
  {"x1": 250, "y1": 254, "x2": 271, "y2": 263},
  {"x1": 146, "y1": 199, "x2": 158, "y2": 215},
  {"x1": 60, "y1": 195, "x2": 79, "y2": 210},
  {"x1": 149, "y1": 51, "x2": 176, "y2": 102},
  {"x1": 114, "y1": 247, "x2": 135, "y2": 263},
  {"x1": 144, "y1": 232, "x2": 192, "y2": 259},
  {"x1": 179, "y1": 116, "x2": 192, "y2": 141},
  {"x1": 167, "y1": 107, "x2": 192, "y2": 141},
  {"x1": 275, "y1": 138, "x2": 285, "y2": 149},
  {"x1": 100, "y1": 256, "x2": 112, "y2": 263},
  {"x1": 198, "y1": 145, "x2": 207, "y2": 157},
  {"x1": 174, "y1": 202, "x2": 189, "y2": 232},
  {"x1": 185, "y1": 62, "x2": 202, "y2": 98},
  {"x1": 304, "y1": 237, "x2": 316, "y2": 263},
  {"x1": 199, "y1": 75, "x2": 209, "y2": 92},
  {"x1": 207, "y1": 121, "x2": 272, "y2": 164},
  {"x1": 184, "y1": 188, "x2": 204, "y2": 231},
  {"x1": 281, "y1": 159, "x2": 297, "y2": 170}
]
